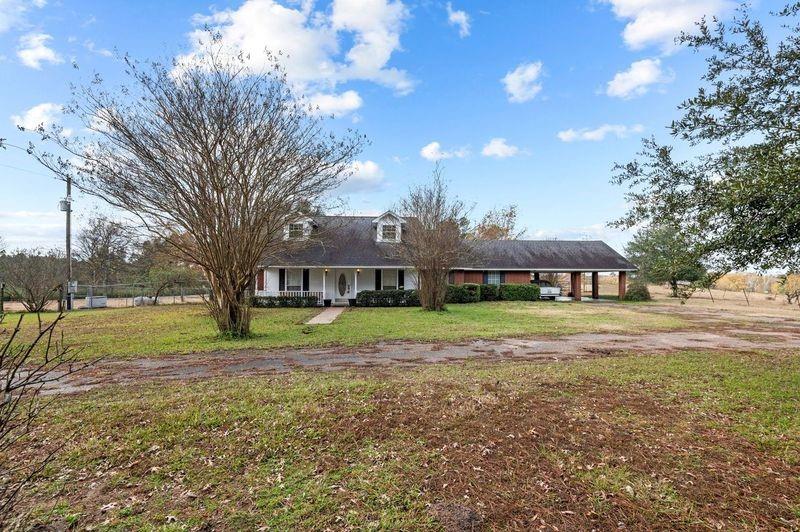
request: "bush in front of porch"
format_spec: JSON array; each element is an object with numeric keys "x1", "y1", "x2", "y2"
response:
[
  {"x1": 356, "y1": 289, "x2": 420, "y2": 307},
  {"x1": 252, "y1": 295, "x2": 321, "y2": 308}
]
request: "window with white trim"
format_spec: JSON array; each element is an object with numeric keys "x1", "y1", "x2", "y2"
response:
[
  {"x1": 288, "y1": 223, "x2": 304, "y2": 239},
  {"x1": 487, "y1": 271, "x2": 502, "y2": 285},
  {"x1": 286, "y1": 269, "x2": 302, "y2": 291},
  {"x1": 381, "y1": 224, "x2": 398, "y2": 241}
]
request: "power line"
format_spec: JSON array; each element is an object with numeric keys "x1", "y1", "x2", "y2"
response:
[{"x1": 0, "y1": 162, "x2": 54, "y2": 179}]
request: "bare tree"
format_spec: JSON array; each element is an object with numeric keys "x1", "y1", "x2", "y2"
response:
[
  {"x1": 75, "y1": 215, "x2": 131, "y2": 286},
  {"x1": 29, "y1": 43, "x2": 363, "y2": 337},
  {"x1": 473, "y1": 204, "x2": 524, "y2": 240},
  {"x1": 396, "y1": 167, "x2": 471, "y2": 311},
  {"x1": 0, "y1": 250, "x2": 65, "y2": 312},
  {"x1": 0, "y1": 313, "x2": 91, "y2": 525}
]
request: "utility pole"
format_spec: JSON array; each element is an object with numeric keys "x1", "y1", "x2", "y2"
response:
[{"x1": 60, "y1": 176, "x2": 73, "y2": 310}]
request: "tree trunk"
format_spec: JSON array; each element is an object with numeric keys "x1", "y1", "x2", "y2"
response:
[
  {"x1": 206, "y1": 273, "x2": 252, "y2": 337},
  {"x1": 418, "y1": 269, "x2": 448, "y2": 311},
  {"x1": 669, "y1": 279, "x2": 679, "y2": 297}
]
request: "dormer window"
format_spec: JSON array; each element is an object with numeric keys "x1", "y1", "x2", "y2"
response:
[
  {"x1": 288, "y1": 223, "x2": 304, "y2": 239},
  {"x1": 381, "y1": 224, "x2": 398, "y2": 241},
  {"x1": 373, "y1": 210, "x2": 405, "y2": 243}
]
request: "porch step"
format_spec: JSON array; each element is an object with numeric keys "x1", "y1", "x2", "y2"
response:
[{"x1": 332, "y1": 298, "x2": 351, "y2": 307}]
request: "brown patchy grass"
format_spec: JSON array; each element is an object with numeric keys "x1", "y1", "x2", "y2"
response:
[
  {"x1": 13, "y1": 351, "x2": 800, "y2": 530},
  {"x1": 5, "y1": 301, "x2": 687, "y2": 360}
]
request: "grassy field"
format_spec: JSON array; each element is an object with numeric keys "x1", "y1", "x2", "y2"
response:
[
  {"x1": 15, "y1": 350, "x2": 800, "y2": 529},
  {"x1": 4, "y1": 301, "x2": 686, "y2": 360}
]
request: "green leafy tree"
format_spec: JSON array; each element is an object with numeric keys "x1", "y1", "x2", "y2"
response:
[
  {"x1": 625, "y1": 225, "x2": 707, "y2": 297},
  {"x1": 612, "y1": 3, "x2": 800, "y2": 273}
]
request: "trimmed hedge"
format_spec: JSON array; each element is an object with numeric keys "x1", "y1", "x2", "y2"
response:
[
  {"x1": 446, "y1": 283, "x2": 481, "y2": 304},
  {"x1": 622, "y1": 282, "x2": 652, "y2": 301},
  {"x1": 498, "y1": 283, "x2": 541, "y2": 301},
  {"x1": 479, "y1": 284, "x2": 500, "y2": 301},
  {"x1": 251, "y1": 295, "x2": 320, "y2": 308},
  {"x1": 356, "y1": 289, "x2": 421, "y2": 307}
]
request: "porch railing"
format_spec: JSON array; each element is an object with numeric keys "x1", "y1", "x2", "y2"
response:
[{"x1": 278, "y1": 291, "x2": 324, "y2": 305}]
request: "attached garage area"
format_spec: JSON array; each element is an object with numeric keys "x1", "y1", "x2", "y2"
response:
[
  {"x1": 449, "y1": 240, "x2": 637, "y2": 300},
  {"x1": 449, "y1": 269, "x2": 630, "y2": 300}
]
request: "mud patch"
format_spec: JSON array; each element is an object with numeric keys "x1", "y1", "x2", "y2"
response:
[{"x1": 430, "y1": 502, "x2": 483, "y2": 531}]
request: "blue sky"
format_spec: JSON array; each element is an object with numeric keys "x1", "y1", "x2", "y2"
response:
[{"x1": 0, "y1": 0, "x2": 778, "y2": 252}]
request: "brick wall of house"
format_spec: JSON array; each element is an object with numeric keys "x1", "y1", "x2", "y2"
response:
[
  {"x1": 449, "y1": 270, "x2": 532, "y2": 285},
  {"x1": 464, "y1": 271, "x2": 484, "y2": 284},
  {"x1": 503, "y1": 271, "x2": 532, "y2": 283}
]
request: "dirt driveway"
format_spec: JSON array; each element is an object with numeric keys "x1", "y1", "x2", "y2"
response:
[{"x1": 44, "y1": 301, "x2": 800, "y2": 394}]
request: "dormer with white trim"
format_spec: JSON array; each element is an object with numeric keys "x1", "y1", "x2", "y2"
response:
[
  {"x1": 373, "y1": 211, "x2": 404, "y2": 243},
  {"x1": 283, "y1": 217, "x2": 315, "y2": 240}
]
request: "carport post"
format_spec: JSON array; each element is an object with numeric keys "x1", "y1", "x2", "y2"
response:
[
  {"x1": 571, "y1": 272, "x2": 582, "y2": 301},
  {"x1": 618, "y1": 271, "x2": 627, "y2": 300},
  {"x1": 591, "y1": 272, "x2": 599, "y2": 299}
]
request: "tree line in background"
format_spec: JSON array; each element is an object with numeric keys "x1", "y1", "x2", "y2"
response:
[{"x1": 0, "y1": 216, "x2": 205, "y2": 312}]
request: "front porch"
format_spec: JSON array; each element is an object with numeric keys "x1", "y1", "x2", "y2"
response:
[{"x1": 255, "y1": 267, "x2": 413, "y2": 306}]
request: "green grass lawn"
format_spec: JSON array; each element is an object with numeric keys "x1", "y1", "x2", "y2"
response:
[
  {"x1": 3, "y1": 301, "x2": 687, "y2": 360},
  {"x1": 16, "y1": 350, "x2": 800, "y2": 529}
]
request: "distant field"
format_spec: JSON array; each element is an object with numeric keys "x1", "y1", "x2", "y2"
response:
[
  {"x1": 15, "y1": 350, "x2": 800, "y2": 529},
  {"x1": 3, "y1": 301, "x2": 687, "y2": 360}
]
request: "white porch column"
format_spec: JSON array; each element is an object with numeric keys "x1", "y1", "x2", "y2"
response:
[
  {"x1": 355, "y1": 268, "x2": 359, "y2": 295},
  {"x1": 322, "y1": 269, "x2": 327, "y2": 299}
]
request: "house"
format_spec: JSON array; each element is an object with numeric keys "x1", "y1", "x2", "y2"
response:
[{"x1": 255, "y1": 211, "x2": 637, "y2": 305}]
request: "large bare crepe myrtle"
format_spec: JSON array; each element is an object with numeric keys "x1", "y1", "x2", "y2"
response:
[
  {"x1": 396, "y1": 166, "x2": 472, "y2": 311},
  {"x1": 28, "y1": 44, "x2": 364, "y2": 337}
]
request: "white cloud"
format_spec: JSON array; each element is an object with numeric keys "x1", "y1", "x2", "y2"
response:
[
  {"x1": 331, "y1": 0, "x2": 413, "y2": 94},
  {"x1": 10, "y1": 102, "x2": 71, "y2": 136},
  {"x1": 557, "y1": 124, "x2": 644, "y2": 142},
  {"x1": 446, "y1": 2, "x2": 470, "y2": 38},
  {"x1": 501, "y1": 61, "x2": 543, "y2": 103},
  {"x1": 307, "y1": 90, "x2": 363, "y2": 117},
  {"x1": 0, "y1": 0, "x2": 46, "y2": 34},
  {"x1": 179, "y1": 0, "x2": 413, "y2": 115},
  {"x1": 17, "y1": 32, "x2": 62, "y2": 69},
  {"x1": 339, "y1": 160, "x2": 385, "y2": 193},
  {"x1": 602, "y1": 0, "x2": 734, "y2": 53},
  {"x1": 606, "y1": 58, "x2": 673, "y2": 99},
  {"x1": 481, "y1": 138, "x2": 519, "y2": 158},
  {"x1": 0, "y1": 210, "x2": 63, "y2": 249},
  {"x1": 420, "y1": 141, "x2": 469, "y2": 161},
  {"x1": 83, "y1": 40, "x2": 113, "y2": 57}
]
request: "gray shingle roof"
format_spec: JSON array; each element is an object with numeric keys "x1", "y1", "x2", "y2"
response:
[{"x1": 266, "y1": 216, "x2": 637, "y2": 271}]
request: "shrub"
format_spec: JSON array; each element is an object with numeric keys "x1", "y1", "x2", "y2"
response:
[
  {"x1": 251, "y1": 295, "x2": 320, "y2": 308},
  {"x1": 446, "y1": 283, "x2": 481, "y2": 303},
  {"x1": 479, "y1": 284, "x2": 500, "y2": 301},
  {"x1": 356, "y1": 289, "x2": 421, "y2": 307},
  {"x1": 499, "y1": 283, "x2": 540, "y2": 301},
  {"x1": 623, "y1": 283, "x2": 652, "y2": 302}
]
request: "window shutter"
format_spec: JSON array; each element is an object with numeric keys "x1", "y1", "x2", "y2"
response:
[
  {"x1": 482, "y1": 271, "x2": 489, "y2": 284},
  {"x1": 302, "y1": 269, "x2": 310, "y2": 291},
  {"x1": 279, "y1": 268, "x2": 286, "y2": 291},
  {"x1": 375, "y1": 269, "x2": 382, "y2": 290},
  {"x1": 398, "y1": 269, "x2": 405, "y2": 289},
  {"x1": 256, "y1": 269, "x2": 264, "y2": 291},
  {"x1": 500, "y1": 272, "x2": 506, "y2": 284}
]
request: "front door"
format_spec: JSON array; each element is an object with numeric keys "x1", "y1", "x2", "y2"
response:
[{"x1": 335, "y1": 270, "x2": 353, "y2": 299}]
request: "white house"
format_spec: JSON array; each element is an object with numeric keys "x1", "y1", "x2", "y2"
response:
[{"x1": 255, "y1": 211, "x2": 637, "y2": 305}]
